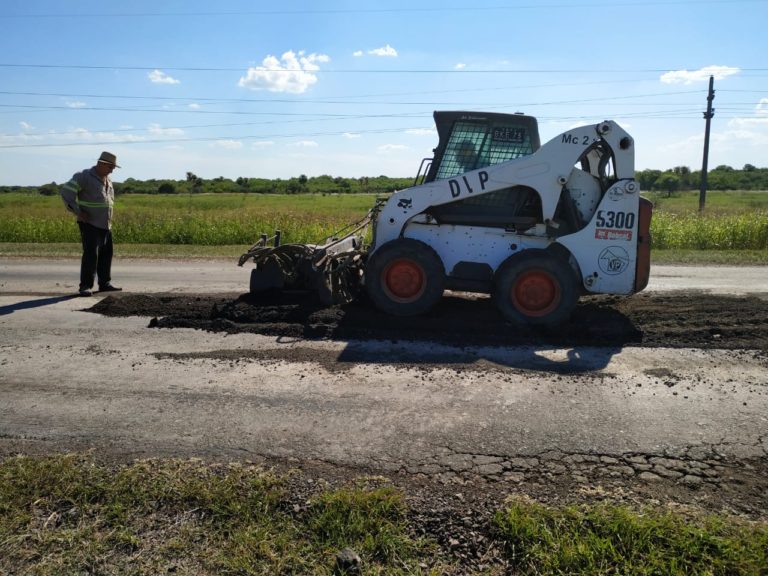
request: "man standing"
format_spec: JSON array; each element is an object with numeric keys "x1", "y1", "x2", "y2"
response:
[{"x1": 60, "y1": 151, "x2": 123, "y2": 296}]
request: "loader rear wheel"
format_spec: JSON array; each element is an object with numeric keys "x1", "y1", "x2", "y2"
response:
[
  {"x1": 366, "y1": 238, "x2": 445, "y2": 316},
  {"x1": 494, "y1": 250, "x2": 578, "y2": 327}
]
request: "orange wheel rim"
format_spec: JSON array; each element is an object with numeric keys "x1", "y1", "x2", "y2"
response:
[
  {"x1": 512, "y1": 270, "x2": 561, "y2": 316},
  {"x1": 383, "y1": 259, "x2": 426, "y2": 302}
]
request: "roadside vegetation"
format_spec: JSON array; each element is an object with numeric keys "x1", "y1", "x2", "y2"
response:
[
  {"x1": 1, "y1": 189, "x2": 767, "y2": 263},
  {"x1": 1, "y1": 454, "x2": 766, "y2": 575}
]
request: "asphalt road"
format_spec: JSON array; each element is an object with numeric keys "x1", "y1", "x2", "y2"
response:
[
  {"x1": 1, "y1": 258, "x2": 767, "y2": 482},
  {"x1": 1, "y1": 257, "x2": 767, "y2": 295}
]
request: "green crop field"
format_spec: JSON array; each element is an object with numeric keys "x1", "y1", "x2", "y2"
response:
[
  {"x1": 0, "y1": 193, "x2": 377, "y2": 246},
  {"x1": 1, "y1": 191, "x2": 767, "y2": 262}
]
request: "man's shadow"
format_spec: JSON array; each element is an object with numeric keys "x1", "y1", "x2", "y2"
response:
[{"x1": 0, "y1": 294, "x2": 79, "y2": 316}]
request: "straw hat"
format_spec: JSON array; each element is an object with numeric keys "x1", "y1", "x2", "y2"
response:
[{"x1": 97, "y1": 151, "x2": 120, "y2": 168}]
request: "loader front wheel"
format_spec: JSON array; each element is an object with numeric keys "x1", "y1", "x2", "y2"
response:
[
  {"x1": 366, "y1": 239, "x2": 445, "y2": 316},
  {"x1": 494, "y1": 250, "x2": 578, "y2": 327}
]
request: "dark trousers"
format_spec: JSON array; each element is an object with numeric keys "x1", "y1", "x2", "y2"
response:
[{"x1": 78, "y1": 222, "x2": 113, "y2": 290}]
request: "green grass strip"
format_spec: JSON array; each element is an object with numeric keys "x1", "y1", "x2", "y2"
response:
[
  {"x1": 0, "y1": 454, "x2": 443, "y2": 575},
  {"x1": 1, "y1": 454, "x2": 766, "y2": 575},
  {"x1": 496, "y1": 498, "x2": 768, "y2": 575}
]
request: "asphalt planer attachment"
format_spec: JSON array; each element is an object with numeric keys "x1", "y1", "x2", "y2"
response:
[{"x1": 237, "y1": 203, "x2": 382, "y2": 305}]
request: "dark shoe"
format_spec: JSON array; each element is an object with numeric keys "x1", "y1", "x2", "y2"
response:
[
  {"x1": 78, "y1": 288, "x2": 93, "y2": 297},
  {"x1": 98, "y1": 284, "x2": 122, "y2": 292}
]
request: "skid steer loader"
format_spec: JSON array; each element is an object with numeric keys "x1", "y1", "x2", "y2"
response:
[{"x1": 238, "y1": 111, "x2": 652, "y2": 327}]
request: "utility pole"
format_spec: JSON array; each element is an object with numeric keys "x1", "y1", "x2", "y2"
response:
[{"x1": 699, "y1": 75, "x2": 715, "y2": 212}]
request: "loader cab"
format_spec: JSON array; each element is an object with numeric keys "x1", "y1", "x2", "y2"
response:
[
  {"x1": 418, "y1": 111, "x2": 541, "y2": 184},
  {"x1": 419, "y1": 111, "x2": 544, "y2": 231}
]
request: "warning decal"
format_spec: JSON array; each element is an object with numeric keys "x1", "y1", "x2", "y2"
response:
[{"x1": 595, "y1": 228, "x2": 633, "y2": 241}]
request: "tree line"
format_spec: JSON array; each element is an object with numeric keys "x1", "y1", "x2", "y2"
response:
[
  {"x1": 2, "y1": 165, "x2": 767, "y2": 196},
  {"x1": 636, "y1": 164, "x2": 768, "y2": 195},
  {"x1": 5, "y1": 174, "x2": 415, "y2": 197}
]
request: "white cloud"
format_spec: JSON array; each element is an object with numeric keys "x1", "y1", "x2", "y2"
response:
[
  {"x1": 211, "y1": 140, "x2": 243, "y2": 149},
  {"x1": 378, "y1": 144, "x2": 409, "y2": 153},
  {"x1": 454, "y1": 63, "x2": 466, "y2": 70},
  {"x1": 352, "y1": 50, "x2": 363, "y2": 57},
  {"x1": 251, "y1": 140, "x2": 275, "y2": 148},
  {"x1": 0, "y1": 130, "x2": 43, "y2": 144},
  {"x1": 291, "y1": 140, "x2": 319, "y2": 148},
  {"x1": 654, "y1": 113, "x2": 768, "y2": 166},
  {"x1": 66, "y1": 101, "x2": 86, "y2": 108},
  {"x1": 656, "y1": 133, "x2": 701, "y2": 158},
  {"x1": 712, "y1": 125, "x2": 768, "y2": 151},
  {"x1": 660, "y1": 65, "x2": 740, "y2": 85},
  {"x1": 188, "y1": 103, "x2": 201, "y2": 110},
  {"x1": 238, "y1": 50, "x2": 330, "y2": 94},
  {"x1": 58, "y1": 127, "x2": 144, "y2": 143},
  {"x1": 148, "y1": 69, "x2": 181, "y2": 84},
  {"x1": 343, "y1": 132, "x2": 361, "y2": 139},
  {"x1": 405, "y1": 128, "x2": 435, "y2": 136},
  {"x1": 19, "y1": 121, "x2": 33, "y2": 130},
  {"x1": 723, "y1": 98, "x2": 768, "y2": 143},
  {"x1": 148, "y1": 123, "x2": 185, "y2": 136},
  {"x1": 729, "y1": 117, "x2": 768, "y2": 128},
  {"x1": 368, "y1": 44, "x2": 398, "y2": 57}
]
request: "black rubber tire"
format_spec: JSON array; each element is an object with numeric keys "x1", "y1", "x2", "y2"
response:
[
  {"x1": 494, "y1": 249, "x2": 578, "y2": 327},
  {"x1": 365, "y1": 238, "x2": 445, "y2": 316}
]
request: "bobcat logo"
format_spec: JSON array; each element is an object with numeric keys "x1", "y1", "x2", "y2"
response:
[{"x1": 397, "y1": 198, "x2": 413, "y2": 209}]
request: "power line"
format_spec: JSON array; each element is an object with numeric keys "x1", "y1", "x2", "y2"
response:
[
  {"x1": 2, "y1": 0, "x2": 766, "y2": 18},
  {"x1": 3, "y1": 62, "x2": 765, "y2": 74},
  {"x1": 1, "y1": 109, "x2": 740, "y2": 150},
  {"x1": 0, "y1": 88, "x2": 705, "y2": 107},
  {"x1": 15, "y1": 102, "x2": 754, "y2": 141},
  {"x1": 0, "y1": 126, "x2": 418, "y2": 149}
]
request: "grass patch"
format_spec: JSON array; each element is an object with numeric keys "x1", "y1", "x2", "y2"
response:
[
  {"x1": 496, "y1": 498, "x2": 768, "y2": 575},
  {"x1": 0, "y1": 454, "x2": 445, "y2": 575},
  {"x1": 646, "y1": 190, "x2": 768, "y2": 215},
  {"x1": 0, "y1": 242, "x2": 246, "y2": 259},
  {"x1": 1, "y1": 454, "x2": 766, "y2": 575},
  {"x1": 650, "y1": 249, "x2": 768, "y2": 265}
]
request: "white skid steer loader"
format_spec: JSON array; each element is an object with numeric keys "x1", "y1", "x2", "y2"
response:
[{"x1": 239, "y1": 111, "x2": 652, "y2": 327}]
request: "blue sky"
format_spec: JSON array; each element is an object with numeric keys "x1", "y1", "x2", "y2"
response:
[{"x1": 0, "y1": 0, "x2": 766, "y2": 186}]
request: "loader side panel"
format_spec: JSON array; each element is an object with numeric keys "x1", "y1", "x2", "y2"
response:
[{"x1": 557, "y1": 179, "x2": 643, "y2": 296}]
